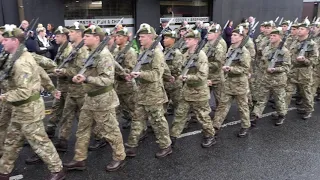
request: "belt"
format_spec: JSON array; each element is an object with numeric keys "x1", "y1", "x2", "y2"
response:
[
  {"x1": 87, "y1": 85, "x2": 113, "y2": 97},
  {"x1": 11, "y1": 92, "x2": 40, "y2": 106}
]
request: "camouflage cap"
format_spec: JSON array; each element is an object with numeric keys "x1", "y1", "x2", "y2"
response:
[
  {"x1": 184, "y1": 29, "x2": 201, "y2": 39},
  {"x1": 281, "y1": 20, "x2": 291, "y2": 26},
  {"x1": 54, "y1": 26, "x2": 70, "y2": 35},
  {"x1": 237, "y1": 22, "x2": 249, "y2": 29},
  {"x1": 179, "y1": 24, "x2": 191, "y2": 31},
  {"x1": 291, "y1": 23, "x2": 299, "y2": 28},
  {"x1": 0, "y1": 26, "x2": 5, "y2": 32},
  {"x1": 270, "y1": 27, "x2": 284, "y2": 36},
  {"x1": 163, "y1": 30, "x2": 178, "y2": 39},
  {"x1": 208, "y1": 24, "x2": 221, "y2": 33},
  {"x1": 69, "y1": 21, "x2": 86, "y2": 31},
  {"x1": 36, "y1": 24, "x2": 46, "y2": 32},
  {"x1": 2, "y1": 24, "x2": 24, "y2": 38},
  {"x1": 84, "y1": 25, "x2": 104, "y2": 35},
  {"x1": 137, "y1": 23, "x2": 156, "y2": 35},
  {"x1": 116, "y1": 27, "x2": 130, "y2": 36},
  {"x1": 299, "y1": 18, "x2": 311, "y2": 28},
  {"x1": 264, "y1": 21, "x2": 276, "y2": 27},
  {"x1": 232, "y1": 25, "x2": 245, "y2": 36},
  {"x1": 260, "y1": 22, "x2": 267, "y2": 27}
]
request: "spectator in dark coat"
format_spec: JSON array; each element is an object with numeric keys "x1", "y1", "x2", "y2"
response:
[
  {"x1": 224, "y1": 21, "x2": 233, "y2": 48},
  {"x1": 35, "y1": 24, "x2": 53, "y2": 58},
  {"x1": 47, "y1": 23, "x2": 58, "y2": 59}
]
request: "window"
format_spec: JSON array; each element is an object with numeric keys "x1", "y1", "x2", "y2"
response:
[
  {"x1": 160, "y1": 0, "x2": 209, "y2": 18},
  {"x1": 64, "y1": 0, "x2": 133, "y2": 20}
]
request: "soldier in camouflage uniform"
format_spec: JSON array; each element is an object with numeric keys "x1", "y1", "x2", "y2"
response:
[
  {"x1": 178, "y1": 25, "x2": 189, "y2": 54},
  {"x1": 285, "y1": 21, "x2": 319, "y2": 120},
  {"x1": 255, "y1": 22, "x2": 266, "y2": 49},
  {"x1": 162, "y1": 30, "x2": 184, "y2": 114},
  {"x1": 251, "y1": 28, "x2": 291, "y2": 126},
  {"x1": 281, "y1": 20, "x2": 291, "y2": 32},
  {"x1": 285, "y1": 23, "x2": 299, "y2": 49},
  {"x1": 53, "y1": 24, "x2": 89, "y2": 152},
  {"x1": 202, "y1": 25, "x2": 226, "y2": 118},
  {"x1": 46, "y1": 27, "x2": 73, "y2": 137},
  {"x1": 125, "y1": 23, "x2": 172, "y2": 158},
  {"x1": 114, "y1": 27, "x2": 138, "y2": 129},
  {"x1": 212, "y1": 26, "x2": 251, "y2": 137},
  {"x1": 64, "y1": 25, "x2": 126, "y2": 171},
  {"x1": 0, "y1": 25, "x2": 64, "y2": 180},
  {"x1": 170, "y1": 30, "x2": 216, "y2": 147},
  {"x1": 310, "y1": 22, "x2": 320, "y2": 98}
]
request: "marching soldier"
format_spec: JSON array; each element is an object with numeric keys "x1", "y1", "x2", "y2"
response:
[
  {"x1": 162, "y1": 30, "x2": 184, "y2": 114},
  {"x1": 285, "y1": 23, "x2": 299, "y2": 49},
  {"x1": 125, "y1": 23, "x2": 172, "y2": 158},
  {"x1": 310, "y1": 22, "x2": 320, "y2": 98},
  {"x1": 281, "y1": 20, "x2": 291, "y2": 32},
  {"x1": 0, "y1": 25, "x2": 65, "y2": 180},
  {"x1": 251, "y1": 28, "x2": 291, "y2": 126},
  {"x1": 46, "y1": 26, "x2": 73, "y2": 137},
  {"x1": 285, "y1": 20, "x2": 319, "y2": 120},
  {"x1": 114, "y1": 27, "x2": 138, "y2": 129},
  {"x1": 170, "y1": 30, "x2": 216, "y2": 147},
  {"x1": 212, "y1": 26, "x2": 251, "y2": 137},
  {"x1": 53, "y1": 23, "x2": 89, "y2": 151},
  {"x1": 255, "y1": 22, "x2": 266, "y2": 48},
  {"x1": 63, "y1": 25, "x2": 126, "y2": 171},
  {"x1": 202, "y1": 25, "x2": 226, "y2": 117}
]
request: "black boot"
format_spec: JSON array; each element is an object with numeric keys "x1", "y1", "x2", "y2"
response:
[
  {"x1": 25, "y1": 153, "x2": 42, "y2": 165},
  {"x1": 46, "y1": 126, "x2": 56, "y2": 138},
  {"x1": 201, "y1": 137, "x2": 216, "y2": 148},
  {"x1": 238, "y1": 128, "x2": 249, "y2": 138},
  {"x1": 275, "y1": 115, "x2": 285, "y2": 126},
  {"x1": 155, "y1": 146, "x2": 172, "y2": 158},
  {"x1": 54, "y1": 139, "x2": 68, "y2": 152},
  {"x1": 302, "y1": 112, "x2": 312, "y2": 120},
  {"x1": 88, "y1": 139, "x2": 107, "y2": 151},
  {"x1": 170, "y1": 136, "x2": 177, "y2": 148},
  {"x1": 250, "y1": 115, "x2": 259, "y2": 127}
]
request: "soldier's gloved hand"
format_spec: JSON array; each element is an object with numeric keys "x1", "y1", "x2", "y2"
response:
[
  {"x1": 53, "y1": 90, "x2": 61, "y2": 100},
  {"x1": 207, "y1": 80, "x2": 212, "y2": 86},
  {"x1": 267, "y1": 68, "x2": 275, "y2": 73},
  {"x1": 169, "y1": 76, "x2": 175, "y2": 83}
]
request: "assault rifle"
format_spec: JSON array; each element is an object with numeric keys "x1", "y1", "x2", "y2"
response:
[
  {"x1": 78, "y1": 18, "x2": 124, "y2": 75},
  {"x1": 25, "y1": 17, "x2": 39, "y2": 41},
  {"x1": 180, "y1": 33, "x2": 208, "y2": 77},
  {"x1": 57, "y1": 40, "x2": 85, "y2": 69},
  {"x1": 268, "y1": 22, "x2": 293, "y2": 68},
  {"x1": 132, "y1": 18, "x2": 174, "y2": 72},
  {"x1": 54, "y1": 41, "x2": 70, "y2": 63}
]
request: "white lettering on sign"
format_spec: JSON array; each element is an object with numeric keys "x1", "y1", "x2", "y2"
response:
[
  {"x1": 64, "y1": 18, "x2": 134, "y2": 26},
  {"x1": 160, "y1": 17, "x2": 210, "y2": 23}
]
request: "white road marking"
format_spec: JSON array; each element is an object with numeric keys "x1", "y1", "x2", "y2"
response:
[{"x1": 178, "y1": 107, "x2": 297, "y2": 139}]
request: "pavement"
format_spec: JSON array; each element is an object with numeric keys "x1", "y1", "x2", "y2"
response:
[{"x1": 7, "y1": 98, "x2": 320, "y2": 180}]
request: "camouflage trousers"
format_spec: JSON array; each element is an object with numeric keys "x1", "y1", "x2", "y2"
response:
[
  {"x1": 209, "y1": 83, "x2": 223, "y2": 110},
  {"x1": 285, "y1": 82, "x2": 314, "y2": 113},
  {"x1": 312, "y1": 73, "x2": 320, "y2": 97},
  {"x1": 164, "y1": 86, "x2": 182, "y2": 111},
  {"x1": 59, "y1": 95, "x2": 85, "y2": 141},
  {"x1": 0, "y1": 120, "x2": 63, "y2": 174},
  {"x1": 0, "y1": 103, "x2": 12, "y2": 155},
  {"x1": 212, "y1": 92, "x2": 251, "y2": 129},
  {"x1": 118, "y1": 92, "x2": 136, "y2": 120},
  {"x1": 47, "y1": 92, "x2": 67, "y2": 128},
  {"x1": 171, "y1": 100, "x2": 215, "y2": 138},
  {"x1": 127, "y1": 104, "x2": 171, "y2": 149},
  {"x1": 74, "y1": 108, "x2": 126, "y2": 161},
  {"x1": 252, "y1": 84, "x2": 287, "y2": 117}
]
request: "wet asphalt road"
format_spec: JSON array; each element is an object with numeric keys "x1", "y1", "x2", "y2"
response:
[{"x1": 8, "y1": 98, "x2": 320, "y2": 180}]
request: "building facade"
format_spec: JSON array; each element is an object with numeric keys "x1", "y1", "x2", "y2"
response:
[{"x1": 0, "y1": 0, "x2": 304, "y2": 33}]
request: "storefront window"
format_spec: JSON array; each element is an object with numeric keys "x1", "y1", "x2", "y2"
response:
[{"x1": 160, "y1": 0, "x2": 209, "y2": 18}]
